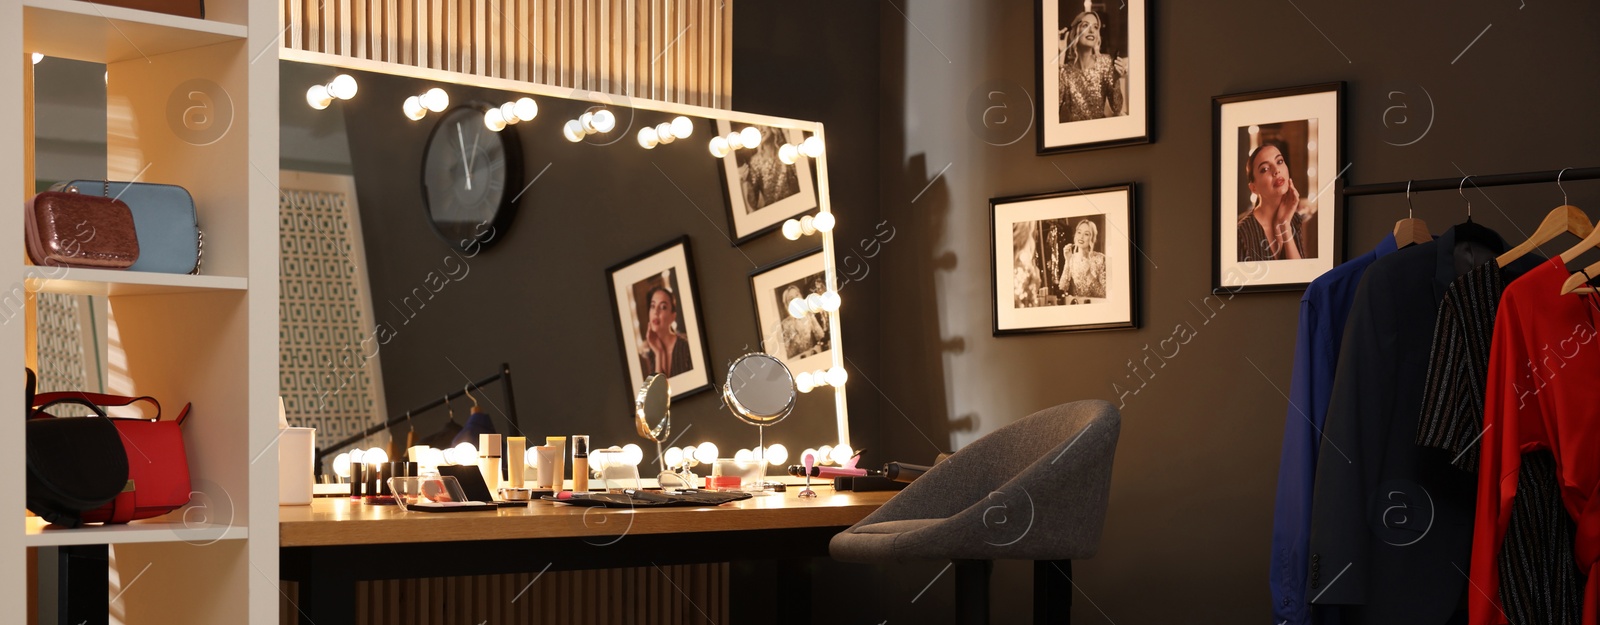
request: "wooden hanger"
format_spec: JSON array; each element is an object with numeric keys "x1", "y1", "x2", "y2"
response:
[
  {"x1": 1560, "y1": 264, "x2": 1599, "y2": 295},
  {"x1": 1499, "y1": 169, "x2": 1593, "y2": 267},
  {"x1": 1393, "y1": 180, "x2": 1431, "y2": 248}
]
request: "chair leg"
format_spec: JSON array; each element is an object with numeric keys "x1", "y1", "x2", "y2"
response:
[
  {"x1": 1033, "y1": 560, "x2": 1073, "y2": 624},
  {"x1": 954, "y1": 559, "x2": 991, "y2": 625}
]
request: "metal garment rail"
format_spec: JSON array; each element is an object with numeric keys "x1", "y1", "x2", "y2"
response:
[
  {"x1": 314, "y1": 362, "x2": 518, "y2": 465},
  {"x1": 1343, "y1": 167, "x2": 1600, "y2": 197}
]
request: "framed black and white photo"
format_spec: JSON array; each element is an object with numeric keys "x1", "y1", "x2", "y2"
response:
[
  {"x1": 992, "y1": 185, "x2": 1138, "y2": 335},
  {"x1": 1036, "y1": 0, "x2": 1149, "y2": 153},
  {"x1": 1213, "y1": 83, "x2": 1343, "y2": 293},
  {"x1": 607, "y1": 236, "x2": 712, "y2": 400},
  {"x1": 717, "y1": 120, "x2": 818, "y2": 245},
  {"x1": 749, "y1": 249, "x2": 833, "y2": 374}
]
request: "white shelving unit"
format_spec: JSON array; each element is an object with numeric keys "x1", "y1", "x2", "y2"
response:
[{"x1": 5, "y1": 0, "x2": 277, "y2": 620}]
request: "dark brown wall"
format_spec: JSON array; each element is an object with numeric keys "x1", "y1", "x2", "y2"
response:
[{"x1": 854, "y1": 0, "x2": 1596, "y2": 623}]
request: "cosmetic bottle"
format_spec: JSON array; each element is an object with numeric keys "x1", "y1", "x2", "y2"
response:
[
  {"x1": 507, "y1": 436, "x2": 527, "y2": 488},
  {"x1": 479, "y1": 433, "x2": 502, "y2": 495},
  {"x1": 571, "y1": 435, "x2": 590, "y2": 493}
]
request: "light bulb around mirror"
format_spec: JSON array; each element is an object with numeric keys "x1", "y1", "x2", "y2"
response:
[
  {"x1": 622, "y1": 443, "x2": 644, "y2": 467},
  {"x1": 801, "y1": 448, "x2": 818, "y2": 466},
  {"x1": 592, "y1": 109, "x2": 617, "y2": 133},
  {"x1": 484, "y1": 108, "x2": 507, "y2": 132},
  {"x1": 805, "y1": 293, "x2": 823, "y2": 313},
  {"x1": 329, "y1": 74, "x2": 358, "y2": 100},
  {"x1": 422, "y1": 88, "x2": 449, "y2": 112},
  {"x1": 813, "y1": 211, "x2": 836, "y2": 233},
  {"x1": 563, "y1": 119, "x2": 587, "y2": 142},
  {"x1": 739, "y1": 127, "x2": 762, "y2": 149},
  {"x1": 734, "y1": 448, "x2": 753, "y2": 469},
  {"x1": 306, "y1": 85, "x2": 332, "y2": 110},
  {"x1": 800, "y1": 135, "x2": 824, "y2": 158},
  {"x1": 402, "y1": 96, "x2": 425, "y2": 121},
  {"x1": 579, "y1": 112, "x2": 597, "y2": 133},
  {"x1": 451, "y1": 442, "x2": 477, "y2": 465},
  {"x1": 766, "y1": 444, "x2": 789, "y2": 465},
  {"x1": 499, "y1": 102, "x2": 519, "y2": 123},
  {"x1": 365, "y1": 448, "x2": 389, "y2": 466},
  {"x1": 778, "y1": 143, "x2": 799, "y2": 165},
  {"x1": 350, "y1": 448, "x2": 366, "y2": 464},
  {"x1": 332, "y1": 453, "x2": 352, "y2": 478},
  {"x1": 788, "y1": 297, "x2": 810, "y2": 319},
  {"x1": 726, "y1": 131, "x2": 745, "y2": 150},
  {"x1": 638, "y1": 127, "x2": 659, "y2": 149},
  {"x1": 709, "y1": 136, "x2": 732, "y2": 158},
  {"x1": 782, "y1": 219, "x2": 803, "y2": 240},
  {"x1": 830, "y1": 444, "x2": 854, "y2": 466},
  {"x1": 826, "y1": 366, "x2": 849, "y2": 387},
  {"x1": 800, "y1": 215, "x2": 817, "y2": 236},
  {"x1": 31, "y1": 52, "x2": 42, "y2": 65},
  {"x1": 421, "y1": 447, "x2": 445, "y2": 468},
  {"x1": 795, "y1": 372, "x2": 815, "y2": 393},
  {"x1": 694, "y1": 442, "x2": 719, "y2": 465},
  {"x1": 654, "y1": 123, "x2": 676, "y2": 144},
  {"x1": 664, "y1": 446, "x2": 684, "y2": 468},
  {"x1": 670, "y1": 116, "x2": 694, "y2": 139},
  {"x1": 816, "y1": 445, "x2": 834, "y2": 466},
  {"x1": 514, "y1": 97, "x2": 538, "y2": 121},
  {"x1": 820, "y1": 290, "x2": 841, "y2": 312}
]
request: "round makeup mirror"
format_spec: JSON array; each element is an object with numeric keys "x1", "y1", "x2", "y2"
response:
[
  {"x1": 723, "y1": 353, "x2": 796, "y2": 426},
  {"x1": 633, "y1": 373, "x2": 670, "y2": 442}
]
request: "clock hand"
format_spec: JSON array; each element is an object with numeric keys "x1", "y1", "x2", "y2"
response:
[
  {"x1": 467, "y1": 129, "x2": 481, "y2": 185},
  {"x1": 456, "y1": 123, "x2": 473, "y2": 191}
]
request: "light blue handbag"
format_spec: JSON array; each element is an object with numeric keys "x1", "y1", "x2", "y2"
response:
[{"x1": 50, "y1": 180, "x2": 202, "y2": 274}]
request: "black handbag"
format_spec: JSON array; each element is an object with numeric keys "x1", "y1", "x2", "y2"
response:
[{"x1": 24, "y1": 369, "x2": 131, "y2": 528}]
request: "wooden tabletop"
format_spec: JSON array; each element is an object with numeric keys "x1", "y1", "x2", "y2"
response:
[{"x1": 279, "y1": 489, "x2": 893, "y2": 547}]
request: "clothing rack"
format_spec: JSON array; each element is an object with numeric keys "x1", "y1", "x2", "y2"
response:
[
  {"x1": 314, "y1": 362, "x2": 518, "y2": 465},
  {"x1": 1343, "y1": 167, "x2": 1600, "y2": 197}
]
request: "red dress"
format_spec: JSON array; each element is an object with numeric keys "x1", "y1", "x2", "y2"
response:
[{"x1": 1475, "y1": 258, "x2": 1600, "y2": 625}]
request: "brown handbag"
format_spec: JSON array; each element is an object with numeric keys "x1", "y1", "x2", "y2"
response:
[{"x1": 24, "y1": 191, "x2": 140, "y2": 269}]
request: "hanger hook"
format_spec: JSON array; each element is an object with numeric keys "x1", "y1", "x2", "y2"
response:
[
  {"x1": 464, "y1": 383, "x2": 478, "y2": 405},
  {"x1": 404, "y1": 410, "x2": 414, "y2": 433},
  {"x1": 1558, "y1": 167, "x2": 1571, "y2": 205},
  {"x1": 1459, "y1": 175, "x2": 1473, "y2": 219},
  {"x1": 445, "y1": 395, "x2": 455, "y2": 422},
  {"x1": 1406, "y1": 180, "x2": 1414, "y2": 218}
]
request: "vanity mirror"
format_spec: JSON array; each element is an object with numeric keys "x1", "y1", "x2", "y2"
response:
[{"x1": 277, "y1": 54, "x2": 852, "y2": 477}]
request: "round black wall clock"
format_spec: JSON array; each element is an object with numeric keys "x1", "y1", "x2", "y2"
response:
[{"x1": 421, "y1": 102, "x2": 523, "y2": 253}]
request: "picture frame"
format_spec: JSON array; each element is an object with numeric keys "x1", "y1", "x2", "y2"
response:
[
  {"x1": 606, "y1": 236, "x2": 712, "y2": 400},
  {"x1": 749, "y1": 248, "x2": 834, "y2": 375},
  {"x1": 1036, "y1": 0, "x2": 1150, "y2": 154},
  {"x1": 991, "y1": 184, "x2": 1139, "y2": 335},
  {"x1": 1213, "y1": 82, "x2": 1343, "y2": 293},
  {"x1": 716, "y1": 120, "x2": 818, "y2": 245}
]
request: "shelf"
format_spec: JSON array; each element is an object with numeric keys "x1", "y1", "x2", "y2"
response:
[
  {"x1": 24, "y1": 266, "x2": 247, "y2": 296},
  {"x1": 24, "y1": 517, "x2": 247, "y2": 547},
  {"x1": 23, "y1": 0, "x2": 246, "y2": 64}
]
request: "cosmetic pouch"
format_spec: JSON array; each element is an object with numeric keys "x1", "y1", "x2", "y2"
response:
[
  {"x1": 31, "y1": 383, "x2": 193, "y2": 526},
  {"x1": 24, "y1": 191, "x2": 140, "y2": 269},
  {"x1": 24, "y1": 370, "x2": 130, "y2": 528},
  {"x1": 52, "y1": 180, "x2": 202, "y2": 274}
]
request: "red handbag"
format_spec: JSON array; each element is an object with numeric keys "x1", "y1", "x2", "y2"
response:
[{"x1": 31, "y1": 391, "x2": 192, "y2": 524}]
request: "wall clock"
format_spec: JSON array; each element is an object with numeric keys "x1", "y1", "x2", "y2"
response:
[{"x1": 421, "y1": 102, "x2": 523, "y2": 253}]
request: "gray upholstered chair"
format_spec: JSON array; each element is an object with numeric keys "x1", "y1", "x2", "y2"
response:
[{"x1": 830, "y1": 399, "x2": 1120, "y2": 624}]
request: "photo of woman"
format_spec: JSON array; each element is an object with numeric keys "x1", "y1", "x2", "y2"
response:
[
  {"x1": 1234, "y1": 121, "x2": 1318, "y2": 262},
  {"x1": 636, "y1": 282, "x2": 694, "y2": 378},
  {"x1": 608, "y1": 237, "x2": 711, "y2": 400},
  {"x1": 735, "y1": 126, "x2": 802, "y2": 214},
  {"x1": 718, "y1": 121, "x2": 818, "y2": 243},
  {"x1": 1058, "y1": 218, "x2": 1108, "y2": 302},
  {"x1": 750, "y1": 250, "x2": 835, "y2": 374},
  {"x1": 1038, "y1": 0, "x2": 1147, "y2": 153},
  {"x1": 1213, "y1": 83, "x2": 1340, "y2": 292},
  {"x1": 1058, "y1": 8, "x2": 1127, "y2": 123},
  {"x1": 776, "y1": 282, "x2": 828, "y2": 359}
]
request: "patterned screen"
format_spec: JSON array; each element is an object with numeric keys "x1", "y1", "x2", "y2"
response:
[
  {"x1": 34, "y1": 292, "x2": 96, "y2": 416},
  {"x1": 279, "y1": 174, "x2": 385, "y2": 450}
]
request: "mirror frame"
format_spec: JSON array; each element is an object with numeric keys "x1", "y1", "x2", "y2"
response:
[
  {"x1": 722, "y1": 352, "x2": 797, "y2": 425},
  {"x1": 282, "y1": 50, "x2": 852, "y2": 450}
]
